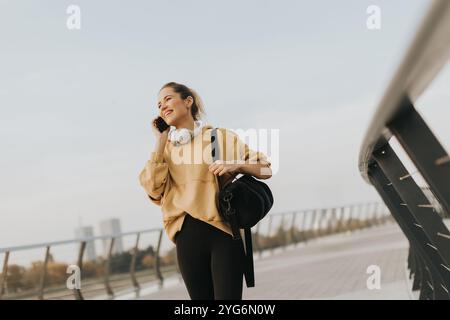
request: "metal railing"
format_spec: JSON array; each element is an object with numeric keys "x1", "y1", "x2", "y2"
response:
[
  {"x1": 0, "y1": 202, "x2": 389, "y2": 300},
  {"x1": 358, "y1": 0, "x2": 450, "y2": 300},
  {"x1": 0, "y1": 228, "x2": 168, "y2": 300},
  {"x1": 251, "y1": 202, "x2": 392, "y2": 256}
]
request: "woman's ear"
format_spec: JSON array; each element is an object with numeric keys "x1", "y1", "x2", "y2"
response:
[{"x1": 185, "y1": 96, "x2": 194, "y2": 109}]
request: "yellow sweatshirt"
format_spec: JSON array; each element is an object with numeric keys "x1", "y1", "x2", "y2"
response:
[{"x1": 139, "y1": 124, "x2": 271, "y2": 244}]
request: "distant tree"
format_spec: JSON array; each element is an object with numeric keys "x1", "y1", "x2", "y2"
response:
[
  {"x1": 161, "y1": 247, "x2": 177, "y2": 266},
  {"x1": 5, "y1": 264, "x2": 26, "y2": 293},
  {"x1": 82, "y1": 261, "x2": 101, "y2": 278},
  {"x1": 109, "y1": 251, "x2": 132, "y2": 274},
  {"x1": 46, "y1": 262, "x2": 69, "y2": 286},
  {"x1": 141, "y1": 255, "x2": 155, "y2": 269},
  {"x1": 21, "y1": 261, "x2": 44, "y2": 290}
]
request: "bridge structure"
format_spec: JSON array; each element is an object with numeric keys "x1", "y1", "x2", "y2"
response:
[
  {"x1": 1, "y1": 203, "x2": 395, "y2": 300},
  {"x1": 1, "y1": 0, "x2": 450, "y2": 301},
  {"x1": 358, "y1": 0, "x2": 450, "y2": 300}
]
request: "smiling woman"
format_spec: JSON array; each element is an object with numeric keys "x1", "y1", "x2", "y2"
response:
[
  {"x1": 158, "y1": 82, "x2": 205, "y2": 125},
  {"x1": 139, "y1": 81, "x2": 272, "y2": 300}
]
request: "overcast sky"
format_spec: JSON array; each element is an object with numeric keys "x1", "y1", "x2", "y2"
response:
[{"x1": 1, "y1": 0, "x2": 449, "y2": 252}]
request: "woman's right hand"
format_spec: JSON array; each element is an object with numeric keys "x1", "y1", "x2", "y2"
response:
[
  {"x1": 151, "y1": 117, "x2": 170, "y2": 140},
  {"x1": 152, "y1": 117, "x2": 170, "y2": 151}
]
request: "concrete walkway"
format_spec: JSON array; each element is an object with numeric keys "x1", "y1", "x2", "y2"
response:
[{"x1": 136, "y1": 224, "x2": 410, "y2": 300}]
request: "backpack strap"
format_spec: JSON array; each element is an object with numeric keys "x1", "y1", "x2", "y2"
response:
[
  {"x1": 211, "y1": 127, "x2": 255, "y2": 288},
  {"x1": 211, "y1": 128, "x2": 241, "y2": 240},
  {"x1": 243, "y1": 228, "x2": 255, "y2": 287},
  {"x1": 210, "y1": 128, "x2": 223, "y2": 187}
]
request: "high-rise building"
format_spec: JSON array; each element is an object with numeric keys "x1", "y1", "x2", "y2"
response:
[
  {"x1": 99, "y1": 218, "x2": 124, "y2": 256},
  {"x1": 74, "y1": 226, "x2": 97, "y2": 261}
]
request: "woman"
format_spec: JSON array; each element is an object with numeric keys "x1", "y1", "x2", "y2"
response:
[{"x1": 139, "y1": 82, "x2": 272, "y2": 300}]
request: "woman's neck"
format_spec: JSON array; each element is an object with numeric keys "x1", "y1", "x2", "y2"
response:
[{"x1": 175, "y1": 117, "x2": 195, "y2": 131}]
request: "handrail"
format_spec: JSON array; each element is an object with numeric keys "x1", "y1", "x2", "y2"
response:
[
  {"x1": 0, "y1": 227, "x2": 162, "y2": 254},
  {"x1": 359, "y1": 0, "x2": 450, "y2": 183},
  {"x1": 357, "y1": 0, "x2": 450, "y2": 300},
  {"x1": 0, "y1": 202, "x2": 389, "y2": 300}
]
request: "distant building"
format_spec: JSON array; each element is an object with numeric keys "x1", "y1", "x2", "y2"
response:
[
  {"x1": 74, "y1": 226, "x2": 97, "y2": 261},
  {"x1": 99, "y1": 218, "x2": 124, "y2": 256}
]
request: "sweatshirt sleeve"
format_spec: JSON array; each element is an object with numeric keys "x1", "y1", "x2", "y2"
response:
[
  {"x1": 139, "y1": 151, "x2": 169, "y2": 206},
  {"x1": 226, "y1": 129, "x2": 271, "y2": 167},
  {"x1": 240, "y1": 141, "x2": 271, "y2": 167}
]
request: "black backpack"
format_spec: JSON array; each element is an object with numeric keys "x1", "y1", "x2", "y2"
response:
[{"x1": 211, "y1": 128, "x2": 274, "y2": 287}]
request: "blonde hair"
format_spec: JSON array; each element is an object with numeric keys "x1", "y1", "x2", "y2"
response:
[{"x1": 160, "y1": 82, "x2": 206, "y2": 121}]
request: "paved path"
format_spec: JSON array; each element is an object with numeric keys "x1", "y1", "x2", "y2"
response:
[{"x1": 136, "y1": 224, "x2": 410, "y2": 300}]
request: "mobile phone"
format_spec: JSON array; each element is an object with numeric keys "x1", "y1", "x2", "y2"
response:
[{"x1": 154, "y1": 116, "x2": 170, "y2": 133}]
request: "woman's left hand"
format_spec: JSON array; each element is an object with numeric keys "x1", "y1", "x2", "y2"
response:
[{"x1": 208, "y1": 160, "x2": 241, "y2": 176}]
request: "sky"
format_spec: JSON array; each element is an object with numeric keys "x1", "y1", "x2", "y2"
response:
[{"x1": 1, "y1": 0, "x2": 449, "y2": 254}]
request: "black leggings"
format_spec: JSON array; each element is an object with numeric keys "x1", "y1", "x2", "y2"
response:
[{"x1": 175, "y1": 213, "x2": 246, "y2": 300}]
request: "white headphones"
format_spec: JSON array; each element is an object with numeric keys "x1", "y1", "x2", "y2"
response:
[{"x1": 168, "y1": 120, "x2": 205, "y2": 146}]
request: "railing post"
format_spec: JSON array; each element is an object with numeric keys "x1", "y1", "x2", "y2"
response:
[
  {"x1": 347, "y1": 205, "x2": 354, "y2": 232},
  {"x1": 321, "y1": 209, "x2": 329, "y2": 236},
  {"x1": 326, "y1": 208, "x2": 333, "y2": 235},
  {"x1": 407, "y1": 246, "x2": 414, "y2": 279},
  {"x1": 155, "y1": 230, "x2": 164, "y2": 287},
  {"x1": 290, "y1": 211, "x2": 298, "y2": 246},
  {"x1": 328, "y1": 208, "x2": 335, "y2": 234},
  {"x1": 388, "y1": 102, "x2": 450, "y2": 215},
  {"x1": 381, "y1": 203, "x2": 390, "y2": 224},
  {"x1": 373, "y1": 202, "x2": 381, "y2": 225},
  {"x1": 0, "y1": 251, "x2": 10, "y2": 300},
  {"x1": 38, "y1": 246, "x2": 51, "y2": 300},
  {"x1": 174, "y1": 245, "x2": 182, "y2": 281},
  {"x1": 254, "y1": 222, "x2": 262, "y2": 258},
  {"x1": 308, "y1": 210, "x2": 315, "y2": 239},
  {"x1": 267, "y1": 215, "x2": 273, "y2": 254},
  {"x1": 369, "y1": 158, "x2": 450, "y2": 299},
  {"x1": 332, "y1": 208, "x2": 338, "y2": 233},
  {"x1": 104, "y1": 237, "x2": 115, "y2": 298},
  {"x1": 255, "y1": 222, "x2": 262, "y2": 257},
  {"x1": 352, "y1": 204, "x2": 358, "y2": 229},
  {"x1": 374, "y1": 202, "x2": 382, "y2": 225},
  {"x1": 325, "y1": 208, "x2": 332, "y2": 235},
  {"x1": 378, "y1": 202, "x2": 386, "y2": 224},
  {"x1": 332, "y1": 208, "x2": 340, "y2": 234},
  {"x1": 335, "y1": 207, "x2": 343, "y2": 233},
  {"x1": 130, "y1": 233, "x2": 141, "y2": 295},
  {"x1": 300, "y1": 211, "x2": 308, "y2": 242},
  {"x1": 354, "y1": 204, "x2": 361, "y2": 230},
  {"x1": 410, "y1": 248, "x2": 421, "y2": 291},
  {"x1": 280, "y1": 214, "x2": 287, "y2": 250},
  {"x1": 374, "y1": 145, "x2": 450, "y2": 266},
  {"x1": 375, "y1": 202, "x2": 382, "y2": 225},
  {"x1": 344, "y1": 206, "x2": 350, "y2": 232},
  {"x1": 318, "y1": 209, "x2": 324, "y2": 236},
  {"x1": 313, "y1": 209, "x2": 320, "y2": 238},
  {"x1": 74, "y1": 241, "x2": 86, "y2": 300},
  {"x1": 312, "y1": 209, "x2": 320, "y2": 238},
  {"x1": 363, "y1": 203, "x2": 370, "y2": 229},
  {"x1": 341, "y1": 206, "x2": 348, "y2": 232},
  {"x1": 418, "y1": 263, "x2": 431, "y2": 300},
  {"x1": 367, "y1": 202, "x2": 375, "y2": 227},
  {"x1": 346, "y1": 205, "x2": 354, "y2": 231},
  {"x1": 333, "y1": 208, "x2": 339, "y2": 233},
  {"x1": 364, "y1": 203, "x2": 371, "y2": 227},
  {"x1": 358, "y1": 203, "x2": 365, "y2": 230}
]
